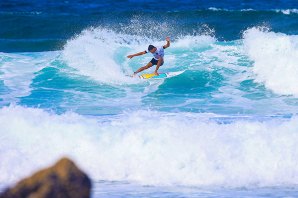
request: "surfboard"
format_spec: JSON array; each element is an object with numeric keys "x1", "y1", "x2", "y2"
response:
[{"x1": 139, "y1": 71, "x2": 184, "y2": 79}]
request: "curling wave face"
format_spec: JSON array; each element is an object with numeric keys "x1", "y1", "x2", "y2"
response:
[{"x1": 1, "y1": 27, "x2": 298, "y2": 115}]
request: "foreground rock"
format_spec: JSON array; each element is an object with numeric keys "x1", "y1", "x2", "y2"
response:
[{"x1": 0, "y1": 157, "x2": 91, "y2": 198}]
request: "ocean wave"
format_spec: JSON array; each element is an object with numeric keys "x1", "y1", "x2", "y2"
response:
[
  {"x1": 62, "y1": 28, "x2": 215, "y2": 84},
  {"x1": 208, "y1": 7, "x2": 256, "y2": 12},
  {"x1": 274, "y1": 9, "x2": 298, "y2": 15},
  {"x1": 1, "y1": 105, "x2": 298, "y2": 187},
  {"x1": 208, "y1": 7, "x2": 298, "y2": 15},
  {"x1": 243, "y1": 27, "x2": 298, "y2": 97},
  {"x1": 0, "y1": 52, "x2": 58, "y2": 104}
]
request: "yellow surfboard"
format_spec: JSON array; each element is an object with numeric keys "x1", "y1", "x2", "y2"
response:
[
  {"x1": 140, "y1": 73, "x2": 161, "y2": 79},
  {"x1": 139, "y1": 71, "x2": 184, "y2": 79}
]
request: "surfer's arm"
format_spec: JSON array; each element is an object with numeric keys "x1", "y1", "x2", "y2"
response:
[
  {"x1": 163, "y1": 37, "x2": 170, "y2": 49},
  {"x1": 127, "y1": 51, "x2": 147, "y2": 59},
  {"x1": 154, "y1": 57, "x2": 163, "y2": 75}
]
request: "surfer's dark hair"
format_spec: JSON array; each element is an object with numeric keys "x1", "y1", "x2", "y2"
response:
[{"x1": 148, "y1": 45, "x2": 155, "y2": 51}]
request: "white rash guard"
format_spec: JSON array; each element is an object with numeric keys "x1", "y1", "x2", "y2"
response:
[{"x1": 146, "y1": 46, "x2": 165, "y2": 60}]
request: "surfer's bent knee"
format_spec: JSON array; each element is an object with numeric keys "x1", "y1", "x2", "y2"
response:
[{"x1": 144, "y1": 63, "x2": 153, "y2": 69}]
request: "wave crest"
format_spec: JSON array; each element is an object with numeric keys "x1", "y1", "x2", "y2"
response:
[{"x1": 243, "y1": 27, "x2": 298, "y2": 96}]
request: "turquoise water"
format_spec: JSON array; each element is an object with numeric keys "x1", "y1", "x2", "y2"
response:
[
  {"x1": 1, "y1": 1, "x2": 298, "y2": 197},
  {"x1": 1, "y1": 32, "x2": 297, "y2": 115}
]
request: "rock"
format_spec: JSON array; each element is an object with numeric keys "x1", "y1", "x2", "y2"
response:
[{"x1": 0, "y1": 157, "x2": 91, "y2": 198}]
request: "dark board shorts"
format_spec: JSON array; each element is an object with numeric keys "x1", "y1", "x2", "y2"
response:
[{"x1": 150, "y1": 58, "x2": 164, "y2": 66}]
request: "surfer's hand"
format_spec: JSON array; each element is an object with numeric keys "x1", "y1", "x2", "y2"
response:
[
  {"x1": 154, "y1": 71, "x2": 159, "y2": 76},
  {"x1": 166, "y1": 37, "x2": 170, "y2": 42},
  {"x1": 127, "y1": 55, "x2": 134, "y2": 59}
]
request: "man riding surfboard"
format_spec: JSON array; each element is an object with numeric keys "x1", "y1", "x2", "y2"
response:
[{"x1": 127, "y1": 37, "x2": 171, "y2": 76}]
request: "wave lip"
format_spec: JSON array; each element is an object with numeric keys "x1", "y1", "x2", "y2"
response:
[
  {"x1": 243, "y1": 27, "x2": 298, "y2": 97},
  {"x1": 62, "y1": 27, "x2": 215, "y2": 84}
]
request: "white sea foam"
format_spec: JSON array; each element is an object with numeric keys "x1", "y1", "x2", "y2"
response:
[
  {"x1": 0, "y1": 52, "x2": 57, "y2": 104},
  {"x1": 208, "y1": 7, "x2": 256, "y2": 12},
  {"x1": 173, "y1": 35, "x2": 215, "y2": 48},
  {"x1": 274, "y1": 9, "x2": 298, "y2": 15},
  {"x1": 1, "y1": 105, "x2": 298, "y2": 187},
  {"x1": 62, "y1": 28, "x2": 140, "y2": 84},
  {"x1": 208, "y1": 8, "x2": 298, "y2": 15},
  {"x1": 243, "y1": 27, "x2": 298, "y2": 96},
  {"x1": 208, "y1": 7, "x2": 298, "y2": 15},
  {"x1": 62, "y1": 28, "x2": 215, "y2": 84}
]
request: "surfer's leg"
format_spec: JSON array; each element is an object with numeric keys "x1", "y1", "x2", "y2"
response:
[{"x1": 134, "y1": 62, "x2": 153, "y2": 74}]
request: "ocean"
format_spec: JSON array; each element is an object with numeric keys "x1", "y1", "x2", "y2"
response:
[{"x1": 1, "y1": 0, "x2": 298, "y2": 197}]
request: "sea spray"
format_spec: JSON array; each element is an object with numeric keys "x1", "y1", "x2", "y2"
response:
[
  {"x1": 1, "y1": 105, "x2": 298, "y2": 187},
  {"x1": 243, "y1": 27, "x2": 298, "y2": 96}
]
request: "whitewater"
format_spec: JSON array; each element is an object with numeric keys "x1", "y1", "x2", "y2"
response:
[
  {"x1": 1, "y1": 25, "x2": 298, "y2": 197},
  {"x1": 2, "y1": 0, "x2": 298, "y2": 196}
]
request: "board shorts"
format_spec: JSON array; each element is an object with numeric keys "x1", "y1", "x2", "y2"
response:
[{"x1": 150, "y1": 58, "x2": 164, "y2": 66}]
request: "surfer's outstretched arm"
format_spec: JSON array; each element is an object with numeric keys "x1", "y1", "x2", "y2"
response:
[
  {"x1": 163, "y1": 37, "x2": 170, "y2": 49},
  {"x1": 127, "y1": 51, "x2": 147, "y2": 59}
]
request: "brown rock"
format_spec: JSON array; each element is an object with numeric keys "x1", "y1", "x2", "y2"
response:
[{"x1": 0, "y1": 157, "x2": 92, "y2": 198}]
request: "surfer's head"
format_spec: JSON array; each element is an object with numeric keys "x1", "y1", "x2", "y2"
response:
[{"x1": 148, "y1": 45, "x2": 156, "y2": 53}]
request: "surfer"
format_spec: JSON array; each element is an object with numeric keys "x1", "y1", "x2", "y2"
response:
[{"x1": 127, "y1": 37, "x2": 171, "y2": 76}]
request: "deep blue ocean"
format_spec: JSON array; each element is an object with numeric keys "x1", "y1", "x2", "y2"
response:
[{"x1": 1, "y1": 0, "x2": 298, "y2": 197}]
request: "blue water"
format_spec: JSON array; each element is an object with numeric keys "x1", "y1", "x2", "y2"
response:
[{"x1": 1, "y1": 1, "x2": 298, "y2": 197}]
